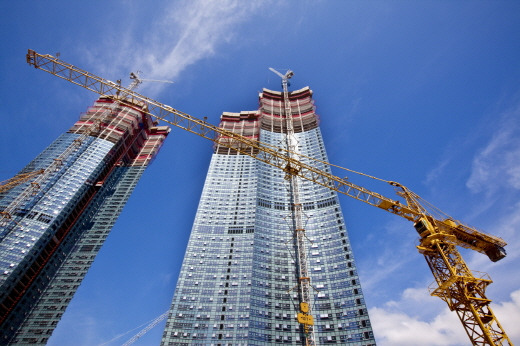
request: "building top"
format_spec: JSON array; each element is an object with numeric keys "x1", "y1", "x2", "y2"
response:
[
  {"x1": 260, "y1": 86, "x2": 313, "y2": 100},
  {"x1": 214, "y1": 87, "x2": 319, "y2": 155},
  {"x1": 221, "y1": 111, "x2": 260, "y2": 122},
  {"x1": 259, "y1": 86, "x2": 318, "y2": 133}
]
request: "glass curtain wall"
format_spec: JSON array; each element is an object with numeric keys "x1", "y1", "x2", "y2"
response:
[
  {"x1": 162, "y1": 87, "x2": 375, "y2": 345},
  {"x1": 0, "y1": 97, "x2": 169, "y2": 344}
]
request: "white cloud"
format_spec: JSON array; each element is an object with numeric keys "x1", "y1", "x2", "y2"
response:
[
  {"x1": 492, "y1": 289, "x2": 520, "y2": 342},
  {"x1": 359, "y1": 218, "x2": 418, "y2": 291},
  {"x1": 425, "y1": 100, "x2": 520, "y2": 216},
  {"x1": 370, "y1": 306, "x2": 466, "y2": 346},
  {"x1": 425, "y1": 155, "x2": 450, "y2": 185},
  {"x1": 412, "y1": 108, "x2": 520, "y2": 345},
  {"x1": 466, "y1": 105, "x2": 520, "y2": 196},
  {"x1": 81, "y1": 0, "x2": 272, "y2": 96},
  {"x1": 464, "y1": 200, "x2": 520, "y2": 311},
  {"x1": 470, "y1": 200, "x2": 520, "y2": 267},
  {"x1": 370, "y1": 288, "x2": 520, "y2": 345},
  {"x1": 146, "y1": 1, "x2": 263, "y2": 78}
]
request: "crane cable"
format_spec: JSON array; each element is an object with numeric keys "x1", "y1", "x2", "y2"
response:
[{"x1": 250, "y1": 136, "x2": 392, "y2": 183}]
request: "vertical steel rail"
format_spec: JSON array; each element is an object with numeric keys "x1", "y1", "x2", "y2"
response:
[{"x1": 279, "y1": 73, "x2": 316, "y2": 345}]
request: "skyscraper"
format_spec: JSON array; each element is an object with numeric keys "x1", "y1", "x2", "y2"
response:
[
  {"x1": 0, "y1": 96, "x2": 170, "y2": 344},
  {"x1": 162, "y1": 86, "x2": 375, "y2": 345}
]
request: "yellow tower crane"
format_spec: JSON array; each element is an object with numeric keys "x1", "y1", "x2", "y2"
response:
[{"x1": 25, "y1": 49, "x2": 512, "y2": 345}]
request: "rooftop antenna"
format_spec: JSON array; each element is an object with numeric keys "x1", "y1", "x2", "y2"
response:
[{"x1": 268, "y1": 67, "x2": 294, "y2": 93}]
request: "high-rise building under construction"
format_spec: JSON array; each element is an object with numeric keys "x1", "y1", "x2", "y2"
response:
[
  {"x1": 0, "y1": 96, "x2": 170, "y2": 344},
  {"x1": 162, "y1": 86, "x2": 375, "y2": 345}
]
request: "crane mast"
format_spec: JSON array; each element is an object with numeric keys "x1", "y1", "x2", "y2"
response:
[
  {"x1": 24, "y1": 50, "x2": 512, "y2": 345},
  {"x1": 122, "y1": 311, "x2": 169, "y2": 346},
  {"x1": 397, "y1": 184, "x2": 511, "y2": 345},
  {"x1": 270, "y1": 68, "x2": 316, "y2": 345}
]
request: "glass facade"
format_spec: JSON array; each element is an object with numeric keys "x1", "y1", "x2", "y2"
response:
[
  {"x1": 0, "y1": 96, "x2": 170, "y2": 344},
  {"x1": 162, "y1": 87, "x2": 375, "y2": 345}
]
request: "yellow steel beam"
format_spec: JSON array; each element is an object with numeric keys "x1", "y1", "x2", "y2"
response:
[
  {"x1": 29, "y1": 49, "x2": 507, "y2": 259},
  {"x1": 0, "y1": 170, "x2": 44, "y2": 194},
  {"x1": 26, "y1": 50, "x2": 506, "y2": 252},
  {"x1": 424, "y1": 240, "x2": 511, "y2": 345}
]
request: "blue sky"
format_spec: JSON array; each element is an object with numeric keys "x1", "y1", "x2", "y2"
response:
[{"x1": 1, "y1": 1, "x2": 520, "y2": 345}]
